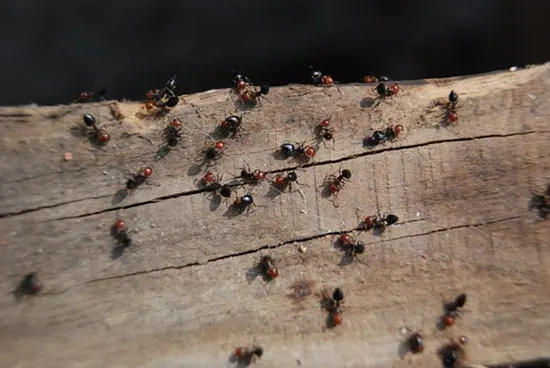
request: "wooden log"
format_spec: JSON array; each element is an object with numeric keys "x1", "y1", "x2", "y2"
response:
[{"x1": 0, "y1": 64, "x2": 549, "y2": 368}]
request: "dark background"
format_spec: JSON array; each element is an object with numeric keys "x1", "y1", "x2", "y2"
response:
[{"x1": 1, "y1": 0, "x2": 549, "y2": 106}]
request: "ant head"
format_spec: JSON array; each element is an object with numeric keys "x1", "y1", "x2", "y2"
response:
[
  {"x1": 341, "y1": 169, "x2": 352, "y2": 179},
  {"x1": 83, "y1": 113, "x2": 96, "y2": 127},
  {"x1": 287, "y1": 171, "x2": 298, "y2": 182},
  {"x1": 260, "y1": 84, "x2": 270, "y2": 95}
]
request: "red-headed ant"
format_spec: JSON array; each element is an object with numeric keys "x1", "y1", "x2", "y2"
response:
[
  {"x1": 140, "y1": 76, "x2": 179, "y2": 118},
  {"x1": 320, "y1": 287, "x2": 344, "y2": 328},
  {"x1": 198, "y1": 172, "x2": 232, "y2": 200},
  {"x1": 231, "y1": 190, "x2": 256, "y2": 215},
  {"x1": 232, "y1": 345, "x2": 263, "y2": 366},
  {"x1": 220, "y1": 114, "x2": 243, "y2": 138},
  {"x1": 201, "y1": 140, "x2": 226, "y2": 163},
  {"x1": 111, "y1": 219, "x2": 132, "y2": 248},
  {"x1": 83, "y1": 113, "x2": 110, "y2": 144},
  {"x1": 363, "y1": 124, "x2": 403, "y2": 147},
  {"x1": 316, "y1": 118, "x2": 336, "y2": 148},
  {"x1": 272, "y1": 171, "x2": 303, "y2": 193},
  {"x1": 280, "y1": 142, "x2": 316, "y2": 163},
  {"x1": 322, "y1": 168, "x2": 352, "y2": 207},
  {"x1": 234, "y1": 161, "x2": 266, "y2": 184},
  {"x1": 407, "y1": 332, "x2": 425, "y2": 354},
  {"x1": 374, "y1": 82, "x2": 401, "y2": 99},
  {"x1": 232, "y1": 71, "x2": 252, "y2": 91},
  {"x1": 444, "y1": 90, "x2": 460, "y2": 124},
  {"x1": 258, "y1": 255, "x2": 279, "y2": 280},
  {"x1": 311, "y1": 69, "x2": 335, "y2": 87},
  {"x1": 440, "y1": 293, "x2": 467, "y2": 328},
  {"x1": 359, "y1": 213, "x2": 399, "y2": 235},
  {"x1": 337, "y1": 233, "x2": 365, "y2": 262},
  {"x1": 363, "y1": 76, "x2": 391, "y2": 84},
  {"x1": 155, "y1": 118, "x2": 184, "y2": 160},
  {"x1": 16, "y1": 272, "x2": 42, "y2": 296},
  {"x1": 77, "y1": 87, "x2": 108, "y2": 103},
  {"x1": 240, "y1": 84, "x2": 270, "y2": 107},
  {"x1": 125, "y1": 167, "x2": 154, "y2": 191}
]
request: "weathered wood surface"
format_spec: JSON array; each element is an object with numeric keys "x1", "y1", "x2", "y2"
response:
[{"x1": 1, "y1": 64, "x2": 550, "y2": 368}]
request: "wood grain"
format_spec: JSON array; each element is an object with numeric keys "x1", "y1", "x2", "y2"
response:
[{"x1": 1, "y1": 64, "x2": 549, "y2": 368}]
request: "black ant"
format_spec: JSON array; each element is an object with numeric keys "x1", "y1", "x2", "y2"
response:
[
  {"x1": 360, "y1": 213, "x2": 399, "y2": 235},
  {"x1": 83, "y1": 113, "x2": 110, "y2": 144},
  {"x1": 111, "y1": 219, "x2": 133, "y2": 248},
  {"x1": 233, "y1": 345, "x2": 263, "y2": 366},
  {"x1": 316, "y1": 118, "x2": 336, "y2": 148},
  {"x1": 125, "y1": 167, "x2": 153, "y2": 191},
  {"x1": 320, "y1": 287, "x2": 344, "y2": 327},
  {"x1": 240, "y1": 84, "x2": 270, "y2": 106},
  {"x1": 258, "y1": 255, "x2": 279, "y2": 280},
  {"x1": 363, "y1": 124, "x2": 403, "y2": 147},
  {"x1": 232, "y1": 71, "x2": 251, "y2": 91},
  {"x1": 407, "y1": 332, "x2": 424, "y2": 354},
  {"x1": 280, "y1": 142, "x2": 316, "y2": 163},
  {"x1": 220, "y1": 114, "x2": 243, "y2": 138},
  {"x1": 441, "y1": 293, "x2": 467, "y2": 328},
  {"x1": 322, "y1": 168, "x2": 352, "y2": 206},
  {"x1": 77, "y1": 87, "x2": 108, "y2": 103},
  {"x1": 231, "y1": 190, "x2": 256, "y2": 215},
  {"x1": 235, "y1": 162, "x2": 266, "y2": 184},
  {"x1": 16, "y1": 272, "x2": 42, "y2": 296},
  {"x1": 273, "y1": 171, "x2": 303, "y2": 193},
  {"x1": 529, "y1": 184, "x2": 550, "y2": 219}
]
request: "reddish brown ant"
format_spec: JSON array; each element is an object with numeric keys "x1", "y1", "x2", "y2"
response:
[
  {"x1": 372, "y1": 82, "x2": 402, "y2": 108},
  {"x1": 363, "y1": 124, "x2": 403, "y2": 147},
  {"x1": 77, "y1": 87, "x2": 108, "y2": 103},
  {"x1": 322, "y1": 168, "x2": 352, "y2": 207},
  {"x1": 16, "y1": 272, "x2": 42, "y2": 297},
  {"x1": 231, "y1": 190, "x2": 256, "y2": 215},
  {"x1": 232, "y1": 71, "x2": 252, "y2": 91},
  {"x1": 316, "y1": 118, "x2": 336, "y2": 148},
  {"x1": 196, "y1": 171, "x2": 223, "y2": 188},
  {"x1": 201, "y1": 140, "x2": 226, "y2": 163},
  {"x1": 240, "y1": 84, "x2": 270, "y2": 107},
  {"x1": 337, "y1": 233, "x2": 365, "y2": 262},
  {"x1": 311, "y1": 69, "x2": 335, "y2": 87},
  {"x1": 272, "y1": 171, "x2": 303, "y2": 193},
  {"x1": 232, "y1": 345, "x2": 263, "y2": 366},
  {"x1": 234, "y1": 161, "x2": 266, "y2": 184},
  {"x1": 83, "y1": 113, "x2": 110, "y2": 144},
  {"x1": 111, "y1": 219, "x2": 132, "y2": 248},
  {"x1": 407, "y1": 332, "x2": 425, "y2": 354},
  {"x1": 440, "y1": 293, "x2": 467, "y2": 328},
  {"x1": 165, "y1": 118, "x2": 183, "y2": 147},
  {"x1": 358, "y1": 213, "x2": 399, "y2": 235},
  {"x1": 320, "y1": 287, "x2": 344, "y2": 328},
  {"x1": 139, "y1": 76, "x2": 179, "y2": 118},
  {"x1": 125, "y1": 167, "x2": 154, "y2": 191},
  {"x1": 258, "y1": 255, "x2": 279, "y2": 280}
]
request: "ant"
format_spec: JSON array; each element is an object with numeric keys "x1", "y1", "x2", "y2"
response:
[
  {"x1": 125, "y1": 167, "x2": 154, "y2": 191},
  {"x1": 231, "y1": 190, "x2": 256, "y2": 215},
  {"x1": 77, "y1": 87, "x2": 108, "y2": 103},
  {"x1": 322, "y1": 168, "x2": 352, "y2": 206},
  {"x1": 374, "y1": 82, "x2": 401, "y2": 99},
  {"x1": 240, "y1": 84, "x2": 270, "y2": 106},
  {"x1": 273, "y1": 171, "x2": 303, "y2": 193},
  {"x1": 360, "y1": 213, "x2": 399, "y2": 235},
  {"x1": 143, "y1": 76, "x2": 179, "y2": 114},
  {"x1": 311, "y1": 69, "x2": 335, "y2": 87},
  {"x1": 232, "y1": 71, "x2": 252, "y2": 91},
  {"x1": 321, "y1": 287, "x2": 344, "y2": 327},
  {"x1": 16, "y1": 272, "x2": 42, "y2": 296},
  {"x1": 337, "y1": 233, "x2": 365, "y2": 261},
  {"x1": 164, "y1": 118, "x2": 183, "y2": 147},
  {"x1": 220, "y1": 114, "x2": 243, "y2": 138},
  {"x1": 111, "y1": 219, "x2": 132, "y2": 248},
  {"x1": 202, "y1": 141, "x2": 226, "y2": 162},
  {"x1": 258, "y1": 255, "x2": 279, "y2": 280},
  {"x1": 529, "y1": 184, "x2": 550, "y2": 219},
  {"x1": 316, "y1": 119, "x2": 336, "y2": 148},
  {"x1": 438, "y1": 339, "x2": 466, "y2": 368},
  {"x1": 363, "y1": 124, "x2": 403, "y2": 147},
  {"x1": 198, "y1": 172, "x2": 233, "y2": 199},
  {"x1": 407, "y1": 332, "x2": 424, "y2": 354},
  {"x1": 443, "y1": 90, "x2": 460, "y2": 124},
  {"x1": 441, "y1": 293, "x2": 467, "y2": 328},
  {"x1": 233, "y1": 345, "x2": 263, "y2": 366},
  {"x1": 280, "y1": 142, "x2": 316, "y2": 163},
  {"x1": 235, "y1": 162, "x2": 266, "y2": 184},
  {"x1": 83, "y1": 113, "x2": 110, "y2": 144}
]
